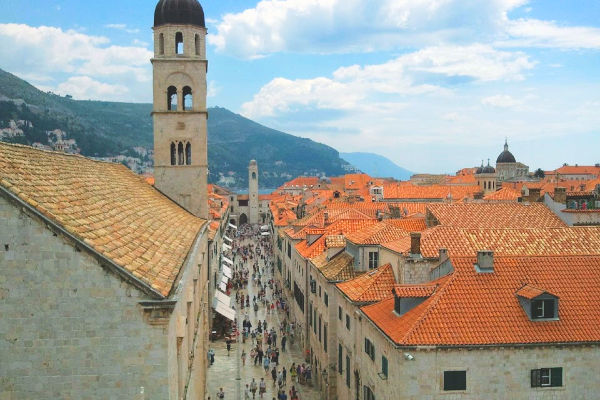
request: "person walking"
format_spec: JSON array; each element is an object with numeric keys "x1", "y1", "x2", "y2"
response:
[
  {"x1": 263, "y1": 354, "x2": 270, "y2": 374},
  {"x1": 250, "y1": 378, "x2": 258, "y2": 399},
  {"x1": 216, "y1": 387, "x2": 225, "y2": 399},
  {"x1": 259, "y1": 377, "x2": 266, "y2": 399},
  {"x1": 242, "y1": 349, "x2": 247, "y2": 366},
  {"x1": 244, "y1": 384, "x2": 251, "y2": 400}
]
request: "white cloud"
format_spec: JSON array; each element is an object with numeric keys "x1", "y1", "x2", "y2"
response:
[
  {"x1": 481, "y1": 94, "x2": 523, "y2": 108},
  {"x1": 501, "y1": 19, "x2": 600, "y2": 49},
  {"x1": 209, "y1": 0, "x2": 528, "y2": 58},
  {"x1": 51, "y1": 76, "x2": 129, "y2": 101},
  {"x1": 105, "y1": 23, "x2": 140, "y2": 34},
  {"x1": 242, "y1": 44, "x2": 534, "y2": 117},
  {"x1": 0, "y1": 23, "x2": 153, "y2": 102}
]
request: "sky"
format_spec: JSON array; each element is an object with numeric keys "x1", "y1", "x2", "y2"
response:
[{"x1": 0, "y1": 0, "x2": 599, "y2": 173}]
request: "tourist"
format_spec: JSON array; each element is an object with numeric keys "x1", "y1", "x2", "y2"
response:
[
  {"x1": 216, "y1": 387, "x2": 225, "y2": 399},
  {"x1": 250, "y1": 378, "x2": 257, "y2": 399},
  {"x1": 259, "y1": 377, "x2": 266, "y2": 399},
  {"x1": 244, "y1": 384, "x2": 251, "y2": 400},
  {"x1": 241, "y1": 350, "x2": 247, "y2": 366}
]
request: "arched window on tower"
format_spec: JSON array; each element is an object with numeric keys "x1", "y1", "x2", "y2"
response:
[
  {"x1": 183, "y1": 86, "x2": 193, "y2": 111},
  {"x1": 252, "y1": 172, "x2": 257, "y2": 180},
  {"x1": 175, "y1": 32, "x2": 184, "y2": 55},
  {"x1": 195, "y1": 34, "x2": 200, "y2": 56},
  {"x1": 168, "y1": 86, "x2": 177, "y2": 111},
  {"x1": 178, "y1": 142, "x2": 184, "y2": 165},
  {"x1": 170, "y1": 142, "x2": 176, "y2": 165},
  {"x1": 185, "y1": 142, "x2": 191, "y2": 165},
  {"x1": 158, "y1": 33, "x2": 165, "y2": 55}
]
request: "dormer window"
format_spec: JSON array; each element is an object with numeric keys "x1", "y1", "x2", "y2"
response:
[{"x1": 516, "y1": 285, "x2": 559, "y2": 321}]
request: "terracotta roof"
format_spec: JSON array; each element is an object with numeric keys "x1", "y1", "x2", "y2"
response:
[
  {"x1": 427, "y1": 203, "x2": 566, "y2": 229},
  {"x1": 386, "y1": 218, "x2": 427, "y2": 232},
  {"x1": 313, "y1": 252, "x2": 362, "y2": 281},
  {"x1": 345, "y1": 221, "x2": 410, "y2": 245},
  {"x1": 325, "y1": 235, "x2": 345, "y2": 248},
  {"x1": 550, "y1": 165, "x2": 600, "y2": 176},
  {"x1": 279, "y1": 176, "x2": 321, "y2": 189},
  {"x1": 0, "y1": 143, "x2": 205, "y2": 297},
  {"x1": 336, "y1": 264, "x2": 396, "y2": 303},
  {"x1": 297, "y1": 219, "x2": 379, "y2": 259},
  {"x1": 362, "y1": 255, "x2": 600, "y2": 346},
  {"x1": 383, "y1": 183, "x2": 478, "y2": 201},
  {"x1": 393, "y1": 283, "x2": 439, "y2": 298},
  {"x1": 515, "y1": 284, "x2": 549, "y2": 300},
  {"x1": 383, "y1": 226, "x2": 600, "y2": 258},
  {"x1": 483, "y1": 186, "x2": 521, "y2": 201}
]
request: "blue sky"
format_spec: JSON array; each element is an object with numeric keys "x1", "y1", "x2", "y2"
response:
[{"x1": 1, "y1": 0, "x2": 599, "y2": 173}]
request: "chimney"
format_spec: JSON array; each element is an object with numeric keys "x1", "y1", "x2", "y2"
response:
[
  {"x1": 554, "y1": 187, "x2": 566, "y2": 204},
  {"x1": 410, "y1": 232, "x2": 421, "y2": 256},
  {"x1": 438, "y1": 248, "x2": 448, "y2": 262},
  {"x1": 475, "y1": 250, "x2": 494, "y2": 273},
  {"x1": 323, "y1": 211, "x2": 329, "y2": 224},
  {"x1": 528, "y1": 188, "x2": 541, "y2": 202},
  {"x1": 473, "y1": 191, "x2": 484, "y2": 200}
]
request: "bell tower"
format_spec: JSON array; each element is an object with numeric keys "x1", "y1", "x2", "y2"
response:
[
  {"x1": 152, "y1": 0, "x2": 208, "y2": 219},
  {"x1": 248, "y1": 160, "x2": 259, "y2": 224}
]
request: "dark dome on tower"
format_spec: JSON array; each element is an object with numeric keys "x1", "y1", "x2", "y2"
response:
[
  {"x1": 496, "y1": 139, "x2": 516, "y2": 163},
  {"x1": 154, "y1": 0, "x2": 205, "y2": 28}
]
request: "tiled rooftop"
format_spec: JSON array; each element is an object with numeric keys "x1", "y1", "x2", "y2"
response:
[
  {"x1": 483, "y1": 186, "x2": 521, "y2": 201},
  {"x1": 385, "y1": 217, "x2": 427, "y2": 232},
  {"x1": 336, "y1": 264, "x2": 396, "y2": 303},
  {"x1": 0, "y1": 143, "x2": 205, "y2": 297},
  {"x1": 345, "y1": 221, "x2": 410, "y2": 245},
  {"x1": 314, "y1": 252, "x2": 362, "y2": 282},
  {"x1": 427, "y1": 203, "x2": 566, "y2": 229},
  {"x1": 362, "y1": 255, "x2": 600, "y2": 346}
]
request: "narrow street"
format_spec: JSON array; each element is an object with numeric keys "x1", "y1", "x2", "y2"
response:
[{"x1": 206, "y1": 229, "x2": 322, "y2": 400}]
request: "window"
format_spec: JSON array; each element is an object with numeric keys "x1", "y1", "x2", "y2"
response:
[
  {"x1": 183, "y1": 86, "x2": 193, "y2": 110},
  {"x1": 338, "y1": 306, "x2": 342, "y2": 321},
  {"x1": 324, "y1": 293, "x2": 329, "y2": 307},
  {"x1": 319, "y1": 285, "x2": 321, "y2": 297},
  {"x1": 364, "y1": 338, "x2": 375, "y2": 361},
  {"x1": 175, "y1": 32, "x2": 184, "y2": 54},
  {"x1": 309, "y1": 303, "x2": 313, "y2": 327},
  {"x1": 381, "y1": 356, "x2": 388, "y2": 379},
  {"x1": 368, "y1": 251, "x2": 379, "y2": 269},
  {"x1": 177, "y1": 142, "x2": 184, "y2": 165},
  {"x1": 313, "y1": 310, "x2": 317, "y2": 334},
  {"x1": 185, "y1": 142, "x2": 191, "y2": 165},
  {"x1": 167, "y1": 86, "x2": 178, "y2": 111},
  {"x1": 346, "y1": 314, "x2": 350, "y2": 330},
  {"x1": 531, "y1": 368, "x2": 562, "y2": 388},
  {"x1": 318, "y1": 316, "x2": 322, "y2": 342},
  {"x1": 532, "y1": 299, "x2": 556, "y2": 319},
  {"x1": 158, "y1": 33, "x2": 164, "y2": 55},
  {"x1": 194, "y1": 34, "x2": 200, "y2": 55},
  {"x1": 364, "y1": 386, "x2": 375, "y2": 400},
  {"x1": 287, "y1": 243, "x2": 291, "y2": 259},
  {"x1": 252, "y1": 171, "x2": 257, "y2": 180},
  {"x1": 324, "y1": 325, "x2": 327, "y2": 352},
  {"x1": 338, "y1": 344, "x2": 343, "y2": 374},
  {"x1": 443, "y1": 371, "x2": 466, "y2": 391},
  {"x1": 345, "y1": 355, "x2": 351, "y2": 387},
  {"x1": 170, "y1": 142, "x2": 176, "y2": 165}
]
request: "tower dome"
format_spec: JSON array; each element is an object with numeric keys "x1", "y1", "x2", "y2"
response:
[
  {"x1": 496, "y1": 139, "x2": 516, "y2": 164},
  {"x1": 154, "y1": 0, "x2": 205, "y2": 28}
]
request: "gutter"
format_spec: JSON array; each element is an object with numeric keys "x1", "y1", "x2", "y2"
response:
[{"x1": 0, "y1": 185, "x2": 166, "y2": 299}]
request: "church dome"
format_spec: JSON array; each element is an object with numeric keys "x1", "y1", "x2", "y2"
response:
[
  {"x1": 154, "y1": 0, "x2": 205, "y2": 28},
  {"x1": 496, "y1": 139, "x2": 516, "y2": 164}
]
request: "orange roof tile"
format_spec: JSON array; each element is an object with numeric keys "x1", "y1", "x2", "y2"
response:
[
  {"x1": 383, "y1": 183, "x2": 479, "y2": 201},
  {"x1": 325, "y1": 235, "x2": 345, "y2": 248},
  {"x1": 386, "y1": 218, "x2": 427, "y2": 232},
  {"x1": 515, "y1": 284, "x2": 549, "y2": 300},
  {"x1": 345, "y1": 221, "x2": 410, "y2": 245},
  {"x1": 393, "y1": 283, "x2": 439, "y2": 298},
  {"x1": 337, "y1": 264, "x2": 396, "y2": 303},
  {"x1": 313, "y1": 252, "x2": 362, "y2": 281},
  {"x1": 427, "y1": 203, "x2": 566, "y2": 229},
  {"x1": 0, "y1": 143, "x2": 205, "y2": 297},
  {"x1": 362, "y1": 255, "x2": 600, "y2": 346},
  {"x1": 483, "y1": 186, "x2": 521, "y2": 201}
]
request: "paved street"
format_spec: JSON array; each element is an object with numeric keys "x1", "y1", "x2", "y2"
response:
[{"x1": 206, "y1": 234, "x2": 322, "y2": 400}]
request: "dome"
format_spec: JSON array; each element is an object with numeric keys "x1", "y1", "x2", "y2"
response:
[
  {"x1": 476, "y1": 160, "x2": 495, "y2": 174},
  {"x1": 154, "y1": 0, "x2": 205, "y2": 28},
  {"x1": 496, "y1": 139, "x2": 516, "y2": 164}
]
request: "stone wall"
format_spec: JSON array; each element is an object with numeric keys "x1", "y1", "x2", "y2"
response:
[{"x1": 0, "y1": 196, "x2": 169, "y2": 399}]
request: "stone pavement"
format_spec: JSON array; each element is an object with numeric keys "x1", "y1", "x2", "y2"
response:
[{"x1": 206, "y1": 235, "x2": 322, "y2": 400}]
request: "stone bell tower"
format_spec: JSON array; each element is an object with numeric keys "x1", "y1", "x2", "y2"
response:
[
  {"x1": 248, "y1": 160, "x2": 259, "y2": 224},
  {"x1": 152, "y1": 0, "x2": 208, "y2": 219}
]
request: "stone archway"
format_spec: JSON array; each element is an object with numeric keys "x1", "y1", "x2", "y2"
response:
[{"x1": 239, "y1": 213, "x2": 248, "y2": 225}]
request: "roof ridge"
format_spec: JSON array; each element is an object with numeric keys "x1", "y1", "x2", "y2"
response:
[{"x1": 0, "y1": 141, "x2": 120, "y2": 165}]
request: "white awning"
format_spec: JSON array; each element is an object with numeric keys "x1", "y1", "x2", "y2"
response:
[
  {"x1": 261, "y1": 232, "x2": 270, "y2": 236},
  {"x1": 218, "y1": 282, "x2": 227, "y2": 292},
  {"x1": 214, "y1": 300, "x2": 236, "y2": 321},
  {"x1": 222, "y1": 256, "x2": 234, "y2": 265},
  {"x1": 222, "y1": 265, "x2": 233, "y2": 279},
  {"x1": 214, "y1": 290, "x2": 231, "y2": 307},
  {"x1": 222, "y1": 243, "x2": 232, "y2": 251},
  {"x1": 223, "y1": 235, "x2": 233, "y2": 243},
  {"x1": 228, "y1": 223, "x2": 238, "y2": 230},
  {"x1": 220, "y1": 275, "x2": 229, "y2": 285},
  {"x1": 260, "y1": 225, "x2": 269, "y2": 231}
]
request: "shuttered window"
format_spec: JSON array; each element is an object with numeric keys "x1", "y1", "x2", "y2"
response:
[{"x1": 531, "y1": 367, "x2": 562, "y2": 387}]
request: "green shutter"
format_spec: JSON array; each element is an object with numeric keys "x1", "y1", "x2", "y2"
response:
[
  {"x1": 530, "y1": 369, "x2": 541, "y2": 387},
  {"x1": 551, "y1": 367, "x2": 563, "y2": 387}
]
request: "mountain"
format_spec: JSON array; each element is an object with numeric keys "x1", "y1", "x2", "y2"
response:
[
  {"x1": 0, "y1": 68, "x2": 349, "y2": 188},
  {"x1": 340, "y1": 152, "x2": 413, "y2": 180}
]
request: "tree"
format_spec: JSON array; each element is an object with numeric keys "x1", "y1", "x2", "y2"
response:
[{"x1": 534, "y1": 168, "x2": 545, "y2": 178}]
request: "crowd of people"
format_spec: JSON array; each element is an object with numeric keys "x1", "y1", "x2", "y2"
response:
[{"x1": 210, "y1": 225, "x2": 310, "y2": 400}]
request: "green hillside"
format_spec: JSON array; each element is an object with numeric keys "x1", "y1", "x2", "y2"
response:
[{"x1": 0, "y1": 68, "x2": 348, "y2": 188}]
